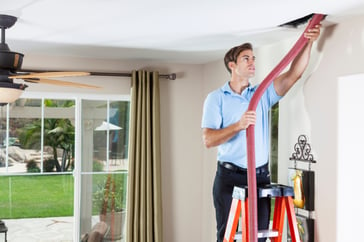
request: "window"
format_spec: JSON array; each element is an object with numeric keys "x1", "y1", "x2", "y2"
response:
[
  {"x1": 0, "y1": 96, "x2": 130, "y2": 241},
  {"x1": 270, "y1": 103, "x2": 279, "y2": 183}
]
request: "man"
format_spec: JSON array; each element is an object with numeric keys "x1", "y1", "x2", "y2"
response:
[{"x1": 201, "y1": 23, "x2": 321, "y2": 242}]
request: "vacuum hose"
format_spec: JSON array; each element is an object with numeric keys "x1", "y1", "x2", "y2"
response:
[{"x1": 245, "y1": 13, "x2": 325, "y2": 242}]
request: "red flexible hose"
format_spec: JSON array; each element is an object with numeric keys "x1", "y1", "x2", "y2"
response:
[{"x1": 246, "y1": 13, "x2": 325, "y2": 242}]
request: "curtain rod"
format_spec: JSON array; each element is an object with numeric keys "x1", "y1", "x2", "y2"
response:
[
  {"x1": 20, "y1": 69, "x2": 177, "y2": 80},
  {"x1": 90, "y1": 71, "x2": 176, "y2": 80}
]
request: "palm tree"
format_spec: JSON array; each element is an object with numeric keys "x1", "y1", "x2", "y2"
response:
[
  {"x1": 45, "y1": 119, "x2": 75, "y2": 171},
  {"x1": 18, "y1": 100, "x2": 75, "y2": 172}
]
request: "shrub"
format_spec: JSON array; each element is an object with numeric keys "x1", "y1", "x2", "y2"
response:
[
  {"x1": 93, "y1": 174, "x2": 125, "y2": 215},
  {"x1": 43, "y1": 159, "x2": 56, "y2": 172},
  {"x1": 26, "y1": 160, "x2": 40, "y2": 173},
  {"x1": 93, "y1": 160, "x2": 104, "y2": 172}
]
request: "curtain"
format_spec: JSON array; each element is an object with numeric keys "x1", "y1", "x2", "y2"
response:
[{"x1": 126, "y1": 70, "x2": 163, "y2": 242}]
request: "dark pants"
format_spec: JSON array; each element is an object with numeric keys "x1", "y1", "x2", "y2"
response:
[{"x1": 213, "y1": 162, "x2": 271, "y2": 242}]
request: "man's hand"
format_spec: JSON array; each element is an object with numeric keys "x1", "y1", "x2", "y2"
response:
[
  {"x1": 304, "y1": 23, "x2": 321, "y2": 42},
  {"x1": 202, "y1": 110, "x2": 256, "y2": 148},
  {"x1": 238, "y1": 110, "x2": 256, "y2": 130}
]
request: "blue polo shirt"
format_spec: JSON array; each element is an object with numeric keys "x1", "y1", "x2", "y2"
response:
[{"x1": 201, "y1": 81, "x2": 282, "y2": 168}]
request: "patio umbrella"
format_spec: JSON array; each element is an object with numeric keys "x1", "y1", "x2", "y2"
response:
[{"x1": 95, "y1": 121, "x2": 122, "y2": 131}]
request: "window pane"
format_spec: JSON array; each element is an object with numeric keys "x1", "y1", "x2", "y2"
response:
[
  {"x1": 0, "y1": 105, "x2": 8, "y2": 171},
  {"x1": 80, "y1": 173, "x2": 127, "y2": 241},
  {"x1": 82, "y1": 100, "x2": 129, "y2": 172},
  {"x1": 82, "y1": 100, "x2": 108, "y2": 172},
  {"x1": 43, "y1": 99, "x2": 75, "y2": 173},
  {"x1": 108, "y1": 101, "x2": 129, "y2": 171},
  {"x1": 0, "y1": 99, "x2": 42, "y2": 174}
]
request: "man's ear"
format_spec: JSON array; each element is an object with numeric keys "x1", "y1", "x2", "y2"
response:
[{"x1": 228, "y1": 61, "x2": 235, "y2": 72}]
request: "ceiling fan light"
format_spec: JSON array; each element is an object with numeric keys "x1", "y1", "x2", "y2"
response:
[
  {"x1": 0, "y1": 87, "x2": 23, "y2": 104},
  {"x1": 0, "y1": 82, "x2": 27, "y2": 105}
]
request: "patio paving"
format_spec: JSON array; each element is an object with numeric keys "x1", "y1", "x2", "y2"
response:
[
  {"x1": 3, "y1": 216, "x2": 124, "y2": 242},
  {"x1": 3, "y1": 216, "x2": 74, "y2": 242}
]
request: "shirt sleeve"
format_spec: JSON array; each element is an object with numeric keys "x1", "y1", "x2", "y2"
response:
[
  {"x1": 265, "y1": 82, "x2": 282, "y2": 107},
  {"x1": 201, "y1": 91, "x2": 222, "y2": 129}
]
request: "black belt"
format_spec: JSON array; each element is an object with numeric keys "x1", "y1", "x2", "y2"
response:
[{"x1": 218, "y1": 161, "x2": 269, "y2": 175}]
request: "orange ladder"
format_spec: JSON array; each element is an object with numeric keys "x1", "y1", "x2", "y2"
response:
[{"x1": 223, "y1": 184, "x2": 301, "y2": 242}]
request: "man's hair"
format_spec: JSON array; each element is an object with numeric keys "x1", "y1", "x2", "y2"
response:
[{"x1": 224, "y1": 43, "x2": 253, "y2": 73}]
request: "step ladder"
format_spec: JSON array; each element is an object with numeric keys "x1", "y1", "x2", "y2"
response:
[{"x1": 223, "y1": 184, "x2": 301, "y2": 242}]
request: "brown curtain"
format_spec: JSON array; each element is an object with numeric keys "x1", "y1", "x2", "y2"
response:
[{"x1": 126, "y1": 70, "x2": 163, "y2": 242}]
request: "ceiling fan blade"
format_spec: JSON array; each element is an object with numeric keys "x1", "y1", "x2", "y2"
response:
[
  {"x1": 23, "y1": 78, "x2": 101, "y2": 89},
  {"x1": 9, "y1": 71, "x2": 90, "y2": 79}
]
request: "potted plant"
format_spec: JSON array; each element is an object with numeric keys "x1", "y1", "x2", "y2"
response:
[{"x1": 93, "y1": 174, "x2": 126, "y2": 241}]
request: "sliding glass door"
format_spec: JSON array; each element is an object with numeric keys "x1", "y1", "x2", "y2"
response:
[{"x1": 0, "y1": 96, "x2": 129, "y2": 242}]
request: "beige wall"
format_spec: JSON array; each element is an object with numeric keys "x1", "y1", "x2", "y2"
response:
[
  {"x1": 302, "y1": 15, "x2": 364, "y2": 241},
  {"x1": 20, "y1": 13, "x2": 364, "y2": 242}
]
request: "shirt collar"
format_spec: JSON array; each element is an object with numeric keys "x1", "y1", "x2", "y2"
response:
[{"x1": 221, "y1": 81, "x2": 253, "y2": 95}]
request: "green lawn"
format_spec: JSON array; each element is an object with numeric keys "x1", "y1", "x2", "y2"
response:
[
  {"x1": 0, "y1": 174, "x2": 74, "y2": 219},
  {"x1": 0, "y1": 173, "x2": 127, "y2": 219}
]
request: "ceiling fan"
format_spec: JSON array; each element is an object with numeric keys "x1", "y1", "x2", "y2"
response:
[{"x1": 0, "y1": 14, "x2": 100, "y2": 104}]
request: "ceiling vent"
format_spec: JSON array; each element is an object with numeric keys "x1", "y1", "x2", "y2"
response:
[{"x1": 279, "y1": 13, "x2": 327, "y2": 28}]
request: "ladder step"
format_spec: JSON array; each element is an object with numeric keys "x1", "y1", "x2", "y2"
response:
[
  {"x1": 258, "y1": 229, "x2": 279, "y2": 238},
  {"x1": 232, "y1": 184, "x2": 294, "y2": 200},
  {"x1": 234, "y1": 229, "x2": 279, "y2": 240}
]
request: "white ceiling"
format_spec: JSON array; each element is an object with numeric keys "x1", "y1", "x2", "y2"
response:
[{"x1": 2, "y1": 0, "x2": 364, "y2": 65}]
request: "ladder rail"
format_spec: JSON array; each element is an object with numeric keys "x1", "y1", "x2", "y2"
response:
[
  {"x1": 286, "y1": 196, "x2": 301, "y2": 242},
  {"x1": 224, "y1": 198, "x2": 241, "y2": 242}
]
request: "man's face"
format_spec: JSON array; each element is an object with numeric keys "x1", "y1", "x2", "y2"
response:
[{"x1": 231, "y1": 50, "x2": 255, "y2": 78}]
